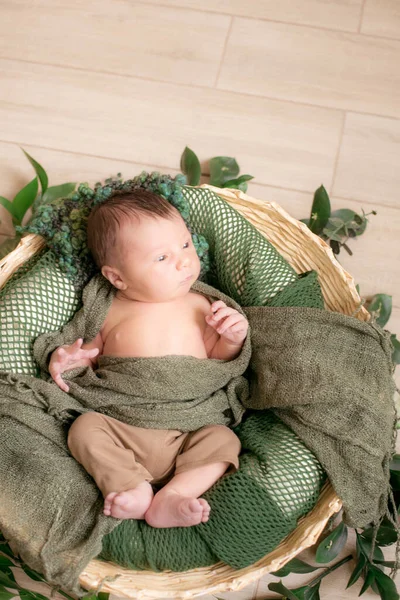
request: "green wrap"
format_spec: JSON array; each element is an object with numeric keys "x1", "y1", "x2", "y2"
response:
[
  {"x1": 33, "y1": 275, "x2": 251, "y2": 431},
  {"x1": 0, "y1": 275, "x2": 396, "y2": 592}
]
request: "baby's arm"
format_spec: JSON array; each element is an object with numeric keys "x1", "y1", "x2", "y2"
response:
[
  {"x1": 49, "y1": 333, "x2": 103, "y2": 392},
  {"x1": 205, "y1": 301, "x2": 248, "y2": 361}
]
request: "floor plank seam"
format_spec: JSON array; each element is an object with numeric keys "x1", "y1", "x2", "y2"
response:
[{"x1": 213, "y1": 15, "x2": 234, "y2": 89}]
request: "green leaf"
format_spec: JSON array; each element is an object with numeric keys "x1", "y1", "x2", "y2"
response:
[
  {"x1": 391, "y1": 335, "x2": 400, "y2": 365},
  {"x1": 367, "y1": 294, "x2": 392, "y2": 327},
  {"x1": 222, "y1": 174, "x2": 254, "y2": 189},
  {"x1": 308, "y1": 185, "x2": 331, "y2": 235},
  {"x1": 330, "y1": 208, "x2": 368, "y2": 237},
  {"x1": 0, "y1": 588, "x2": 17, "y2": 600},
  {"x1": 304, "y1": 582, "x2": 321, "y2": 600},
  {"x1": 180, "y1": 147, "x2": 201, "y2": 186},
  {"x1": 209, "y1": 157, "x2": 239, "y2": 188},
  {"x1": 97, "y1": 593, "x2": 110, "y2": 600},
  {"x1": 372, "y1": 566, "x2": 399, "y2": 600},
  {"x1": 268, "y1": 580, "x2": 303, "y2": 600},
  {"x1": 0, "y1": 570, "x2": 17, "y2": 589},
  {"x1": 0, "y1": 196, "x2": 17, "y2": 220},
  {"x1": 315, "y1": 522, "x2": 348, "y2": 563},
  {"x1": 357, "y1": 534, "x2": 385, "y2": 562},
  {"x1": 0, "y1": 235, "x2": 22, "y2": 260},
  {"x1": 273, "y1": 558, "x2": 320, "y2": 577},
  {"x1": 359, "y1": 568, "x2": 376, "y2": 595},
  {"x1": 374, "y1": 560, "x2": 397, "y2": 568},
  {"x1": 19, "y1": 590, "x2": 49, "y2": 600},
  {"x1": 11, "y1": 178, "x2": 39, "y2": 225},
  {"x1": 41, "y1": 183, "x2": 77, "y2": 204},
  {"x1": 362, "y1": 519, "x2": 398, "y2": 546},
  {"x1": 0, "y1": 556, "x2": 13, "y2": 568},
  {"x1": 290, "y1": 586, "x2": 309, "y2": 600},
  {"x1": 22, "y1": 149, "x2": 48, "y2": 195},
  {"x1": 347, "y1": 554, "x2": 367, "y2": 588},
  {"x1": 0, "y1": 543, "x2": 15, "y2": 558}
]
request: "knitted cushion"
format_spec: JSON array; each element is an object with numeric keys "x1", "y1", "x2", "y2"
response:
[{"x1": 0, "y1": 250, "x2": 79, "y2": 375}]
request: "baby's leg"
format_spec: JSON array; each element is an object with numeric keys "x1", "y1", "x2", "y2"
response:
[
  {"x1": 68, "y1": 413, "x2": 156, "y2": 519},
  {"x1": 145, "y1": 425, "x2": 240, "y2": 528}
]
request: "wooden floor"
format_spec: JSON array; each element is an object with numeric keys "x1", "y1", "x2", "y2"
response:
[{"x1": 0, "y1": 0, "x2": 399, "y2": 598}]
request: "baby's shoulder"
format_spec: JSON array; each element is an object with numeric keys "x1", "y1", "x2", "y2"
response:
[{"x1": 188, "y1": 290, "x2": 211, "y2": 311}]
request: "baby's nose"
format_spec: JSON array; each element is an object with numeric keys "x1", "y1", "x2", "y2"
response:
[{"x1": 176, "y1": 255, "x2": 190, "y2": 270}]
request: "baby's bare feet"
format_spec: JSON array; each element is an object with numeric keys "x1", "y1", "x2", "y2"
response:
[
  {"x1": 144, "y1": 490, "x2": 211, "y2": 528},
  {"x1": 104, "y1": 481, "x2": 153, "y2": 519}
]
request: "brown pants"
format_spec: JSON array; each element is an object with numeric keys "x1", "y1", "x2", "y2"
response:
[{"x1": 67, "y1": 412, "x2": 241, "y2": 497}]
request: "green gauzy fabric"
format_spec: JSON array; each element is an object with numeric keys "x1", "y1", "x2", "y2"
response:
[
  {"x1": 243, "y1": 305, "x2": 397, "y2": 529},
  {"x1": 33, "y1": 276, "x2": 251, "y2": 432},
  {"x1": 0, "y1": 269, "x2": 396, "y2": 592}
]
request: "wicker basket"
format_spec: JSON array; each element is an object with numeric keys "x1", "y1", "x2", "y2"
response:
[{"x1": 0, "y1": 185, "x2": 370, "y2": 599}]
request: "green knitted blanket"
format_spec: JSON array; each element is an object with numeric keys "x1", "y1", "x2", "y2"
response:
[{"x1": 0, "y1": 274, "x2": 396, "y2": 592}]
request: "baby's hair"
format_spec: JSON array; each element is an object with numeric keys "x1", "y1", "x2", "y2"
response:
[{"x1": 87, "y1": 189, "x2": 179, "y2": 268}]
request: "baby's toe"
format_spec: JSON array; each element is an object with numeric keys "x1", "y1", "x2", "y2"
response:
[{"x1": 104, "y1": 492, "x2": 118, "y2": 515}]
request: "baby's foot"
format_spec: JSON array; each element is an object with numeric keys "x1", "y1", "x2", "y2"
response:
[
  {"x1": 104, "y1": 481, "x2": 154, "y2": 519},
  {"x1": 144, "y1": 490, "x2": 211, "y2": 528}
]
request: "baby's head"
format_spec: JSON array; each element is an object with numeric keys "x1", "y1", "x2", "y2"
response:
[{"x1": 87, "y1": 190, "x2": 201, "y2": 302}]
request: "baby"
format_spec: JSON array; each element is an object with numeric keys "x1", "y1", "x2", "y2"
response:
[{"x1": 49, "y1": 190, "x2": 248, "y2": 528}]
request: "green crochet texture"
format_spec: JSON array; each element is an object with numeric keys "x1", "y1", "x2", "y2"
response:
[{"x1": 19, "y1": 172, "x2": 210, "y2": 289}]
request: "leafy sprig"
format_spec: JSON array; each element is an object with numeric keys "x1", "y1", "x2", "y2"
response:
[{"x1": 180, "y1": 146, "x2": 254, "y2": 192}]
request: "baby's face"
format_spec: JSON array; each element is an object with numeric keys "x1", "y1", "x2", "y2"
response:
[{"x1": 108, "y1": 213, "x2": 201, "y2": 302}]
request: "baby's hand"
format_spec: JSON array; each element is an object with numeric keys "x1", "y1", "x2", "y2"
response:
[
  {"x1": 49, "y1": 338, "x2": 99, "y2": 393},
  {"x1": 205, "y1": 301, "x2": 248, "y2": 347}
]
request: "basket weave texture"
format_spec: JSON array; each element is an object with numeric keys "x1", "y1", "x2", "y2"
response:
[{"x1": 0, "y1": 185, "x2": 367, "y2": 599}]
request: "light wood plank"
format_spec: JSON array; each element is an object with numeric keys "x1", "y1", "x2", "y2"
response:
[
  {"x1": 137, "y1": 0, "x2": 363, "y2": 32},
  {"x1": 0, "y1": 1, "x2": 229, "y2": 87},
  {"x1": 362, "y1": 0, "x2": 400, "y2": 40},
  {"x1": 218, "y1": 19, "x2": 400, "y2": 118},
  {"x1": 333, "y1": 112, "x2": 400, "y2": 208},
  {"x1": 0, "y1": 59, "x2": 342, "y2": 193}
]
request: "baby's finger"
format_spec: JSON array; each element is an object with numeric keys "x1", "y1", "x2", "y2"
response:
[
  {"x1": 217, "y1": 314, "x2": 245, "y2": 335},
  {"x1": 210, "y1": 301, "x2": 227, "y2": 313},
  {"x1": 72, "y1": 338, "x2": 84, "y2": 349},
  {"x1": 82, "y1": 348, "x2": 100, "y2": 358},
  {"x1": 209, "y1": 306, "x2": 237, "y2": 323},
  {"x1": 53, "y1": 373, "x2": 69, "y2": 393}
]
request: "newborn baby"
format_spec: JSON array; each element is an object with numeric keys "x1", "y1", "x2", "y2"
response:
[{"x1": 49, "y1": 190, "x2": 248, "y2": 528}]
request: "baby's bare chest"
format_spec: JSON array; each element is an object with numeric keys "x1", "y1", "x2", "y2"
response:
[{"x1": 102, "y1": 293, "x2": 211, "y2": 358}]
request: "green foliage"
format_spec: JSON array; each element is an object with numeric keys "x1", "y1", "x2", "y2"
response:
[
  {"x1": 301, "y1": 185, "x2": 375, "y2": 256},
  {"x1": 179, "y1": 148, "x2": 254, "y2": 192},
  {"x1": 367, "y1": 294, "x2": 393, "y2": 328},
  {"x1": 269, "y1": 555, "x2": 352, "y2": 599},
  {"x1": 180, "y1": 146, "x2": 201, "y2": 186},
  {"x1": 0, "y1": 149, "x2": 77, "y2": 260},
  {"x1": 315, "y1": 522, "x2": 348, "y2": 563}
]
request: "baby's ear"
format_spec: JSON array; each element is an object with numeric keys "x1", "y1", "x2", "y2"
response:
[{"x1": 101, "y1": 265, "x2": 127, "y2": 290}]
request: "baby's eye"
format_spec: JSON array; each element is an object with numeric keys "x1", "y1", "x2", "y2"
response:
[
  {"x1": 183, "y1": 241, "x2": 190, "y2": 249},
  {"x1": 157, "y1": 255, "x2": 167, "y2": 262}
]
